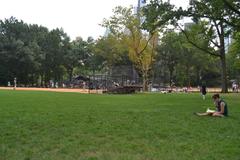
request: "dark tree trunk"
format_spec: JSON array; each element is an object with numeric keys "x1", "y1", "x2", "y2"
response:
[
  {"x1": 142, "y1": 70, "x2": 148, "y2": 91},
  {"x1": 169, "y1": 67, "x2": 174, "y2": 87},
  {"x1": 219, "y1": 25, "x2": 228, "y2": 93},
  {"x1": 220, "y1": 54, "x2": 228, "y2": 93},
  {"x1": 68, "y1": 68, "x2": 73, "y2": 82},
  {"x1": 40, "y1": 74, "x2": 44, "y2": 87},
  {"x1": 186, "y1": 65, "x2": 190, "y2": 87},
  {"x1": 196, "y1": 67, "x2": 201, "y2": 86}
]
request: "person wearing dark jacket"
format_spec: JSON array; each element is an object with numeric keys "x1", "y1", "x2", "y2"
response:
[{"x1": 200, "y1": 84, "x2": 207, "y2": 100}]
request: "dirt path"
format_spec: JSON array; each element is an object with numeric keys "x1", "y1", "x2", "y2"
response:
[
  {"x1": 0, "y1": 87, "x2": 223, "y2": 94},
  {"x1": 0, "y1": 87, "x2": 103, "y2": 94}
]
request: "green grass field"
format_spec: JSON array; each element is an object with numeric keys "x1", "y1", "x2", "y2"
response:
[{"x1": 0, "y1": 90, "x2": 239, "y2": 160}]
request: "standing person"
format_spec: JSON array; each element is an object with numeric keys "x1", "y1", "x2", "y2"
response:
[
  {"x1": 195, "y1": 93, "x2": 228, "y2": 117},
  {"x1": 55, "y1": 82, "x2": 58, "y2": 88},
  {"x1": 13, "y1": 77, "x2": 17, "y2": 90},
  {"x1": 232, "y1": 82, "x2": 236, "y2": 92},
  {"x1": 232, "y1": 82, "x2": 239, "y2": 93},
  {"x1": 200, "y1": 83, "x2": 207, "y2": 100}
]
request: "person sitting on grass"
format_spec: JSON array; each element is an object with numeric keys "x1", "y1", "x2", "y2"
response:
[{"x1": 196, "y1": 93, "x2": 228, "y2": 117}]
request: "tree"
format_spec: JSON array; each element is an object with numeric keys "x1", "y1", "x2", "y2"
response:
[
  {"x1": 0, "y1": 17, "x2": 80, "y2": 87},
  {"x1": 227, "y1": 32, "x2": 240, "y2": 80},
  {"x1": 179, "y1": 23, "x2": 221, "y2": 86},
  {"x1": 94, "y1": 34, "x2": 128, "y2": 72},
  {"x1": 28, "y1": 24, "x2": 50, "y2": 86},
  {"x1": 102, "y1": 6, "x2": 158, "y2": 91},
  {"x1": 221, "y1": 0, "x2": 240, "y2": 30},
  {"x1": 154, "y1": 28, "x2": 219, "y2": 87},
  {"x1": 184, "y1": 0, "x2": 233, "y2": 92},
  {"x1": 156, "y1": 30, "x2": 181, "y2": 86},
  {"x1": 0, "y1": 17, "x2": 40, "y2": 86},
  {"x1": 64, "y1": 37, "x2": 87, "y2": 82},
  {"x1": 143, "y1": 0, "x2": 236, "y2": 92}
]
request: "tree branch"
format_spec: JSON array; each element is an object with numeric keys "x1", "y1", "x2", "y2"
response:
[
  {"x1": 138, "y1": 33, "x2": 154, "y2": 55},
  {"x1": 177, "y1": 24, "x2": 220, "y2": 57},
  {"x1": 222, "y1": 0, "x2": 240, "y2": 16},
  {"x1": 208, "y1": 24, "x2": 221, "y2": 48}
]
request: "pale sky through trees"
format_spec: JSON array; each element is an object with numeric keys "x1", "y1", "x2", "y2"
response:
[{"x1": 0, "y1": 0, "x2": 188, "y2": 40}]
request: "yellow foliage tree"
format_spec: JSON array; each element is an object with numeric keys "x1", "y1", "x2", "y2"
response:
[{"x1": 102, "y1": 6, "x2": 158, "y2": 91}]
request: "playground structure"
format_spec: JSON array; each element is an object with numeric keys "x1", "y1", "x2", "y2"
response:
[{"x1": 72, "y1": 74, "x2": 143, "y2": 94}]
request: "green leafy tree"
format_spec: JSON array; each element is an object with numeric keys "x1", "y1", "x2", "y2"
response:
[
  {"x1": 102, "y1": 6, "x2": 159, "y2": 91},
  {"x1": 28, "y1": 24, "x2": 49, "y2": 86},
  {"x1": 64, "y1": 37, "x2": 84, "y2": 82},
  {"x1": 221, "y1": 0, "x2": 240, "y2": 30},
  {"x1": 156, "y1": 30, "x2": 181, "y2": 86},
  {"x1": 84, "y1": 37, "x2": 105, "y2": 74},
  {"x1": 184, "y1": 0, "x2": 232, "y2": 92},
  {"x1": 0, "y1": 17, "x2": 39, "y2": 85},
  {"x1": 154, "y1": 28, "x2": 220, "y2": 87},
  {"x1": 227, "y1": 32, "x2": 240, "y2": 80},
  {"x1": 179, "y1": 24, "x2": 221, "y2": 86},
  {"x1": 94, "y1": 34, "x2": 128, "y2": 72},
  {"x1": 144, "y1": 0, "x2": 233, "y2": 92}
]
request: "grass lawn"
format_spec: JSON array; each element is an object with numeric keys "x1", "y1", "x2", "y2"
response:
[{"x1": 0, "y1": 90, "x2": 239, "y2": 160}]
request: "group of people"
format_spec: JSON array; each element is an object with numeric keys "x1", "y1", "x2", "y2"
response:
[{"x1": 7, "y1": 77, "x2": 17, "y2": 90}]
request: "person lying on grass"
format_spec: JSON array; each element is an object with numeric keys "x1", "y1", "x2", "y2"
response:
[{"x1": 196, "y1": 93, "x2": 228, "y2": 117}]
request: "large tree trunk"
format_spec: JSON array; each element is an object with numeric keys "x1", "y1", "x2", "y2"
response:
[
  {"x1": 142, "y1": 70, "x2": 148, "y2": 91},
  {"x1": 219, "y1": 26, "x2": 228, "y2": 93},
  {"x1": 169, "y1": 67, "x2": 174, "y2": 87},
  {"x1": 185, "y1": 64, "x2": 190, "y2": 87},
  {"x1": 40, "y1": 74, "x2": 43, "y2": 87},
  {"x1": 220, "y1": 55, "x2": 228, "y2": 93},
  {"x1": 196, "y1": 67, "x2": 202, "y2": 86}
]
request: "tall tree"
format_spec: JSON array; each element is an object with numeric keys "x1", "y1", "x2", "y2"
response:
[
  {"x1": 102, "y1": 6, "x2": 158, "y2": 91},
  {"x1": 0, "y1": 17, "x2": 39, "y2": 85},
  {"x1": 184, "y1": 0, "x2": 232, "y2": 92},
  {"x1": 156, "y1": 30, "x2": 181, "y2": 86},
  {"x1": 62, "y1": 38, "x2": 81, "y2": 83},
  {"x1": 143, "y1": 0, "x2": 233, "y2": 92},
  {"x1": 94, "y1": 34, "x2": 128, "y2": 72},
  {"x1": 227, "y1": 32, "x2": 240, "y2": 80}
]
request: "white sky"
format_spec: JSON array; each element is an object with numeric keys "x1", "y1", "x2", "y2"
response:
[{"x1": 0, "y1": 0, "x2": 188, "y2": 41}]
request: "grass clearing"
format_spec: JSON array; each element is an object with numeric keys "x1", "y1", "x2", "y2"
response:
[{"x1": 0, "y1": 90, "x2": 239, "y2": 160}]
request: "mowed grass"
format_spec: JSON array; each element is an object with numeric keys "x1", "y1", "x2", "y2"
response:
[{"x1": 0, "y1": 90, "x2": 239, "y2": 160}]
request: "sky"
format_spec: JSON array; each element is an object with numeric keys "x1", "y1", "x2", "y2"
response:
[{"x1": 0, "y1": 0, "x2": 189, "y2": 41}]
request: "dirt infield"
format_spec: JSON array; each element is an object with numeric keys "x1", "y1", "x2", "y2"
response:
[
  {"x1": 0, "y1": 87, "x2": 104, "y2": 94},
  {"x1": 0, "y1": 87, "x2": 224, "y2": 94}
]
